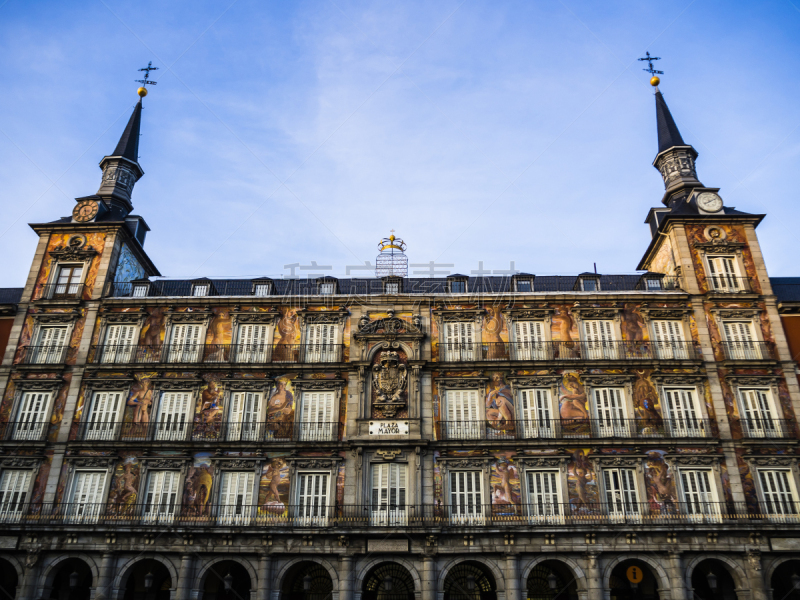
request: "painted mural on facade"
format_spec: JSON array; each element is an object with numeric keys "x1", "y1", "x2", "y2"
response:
[
  {"x1": 32, "y1": 232, "x2": 107, "y2": 301},
  {"x1": 108, "y1": 453, "x2": 140, "y2": 509},
  {"x1": 259, "y1": 454, "x2": 289, "y2": 515},
  {"x1": 113, "y1": 242, "x2": 147, "y2": 282},
  {"x1": 182, "y1": 452, "x2": 213, "y2": 516}
]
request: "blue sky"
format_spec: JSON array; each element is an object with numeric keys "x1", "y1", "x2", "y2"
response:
[{"x1": 1, "y1": 1, "x2": 799, "y2": 285}]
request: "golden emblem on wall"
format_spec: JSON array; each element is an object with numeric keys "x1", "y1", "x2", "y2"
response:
[{"x1": 372, "y1": 351, "x2": 407, "y2": 417}]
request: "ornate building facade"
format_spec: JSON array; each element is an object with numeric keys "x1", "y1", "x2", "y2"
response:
[{"x1": 0, "y1": 81, "x2": 799, "y2": 600}]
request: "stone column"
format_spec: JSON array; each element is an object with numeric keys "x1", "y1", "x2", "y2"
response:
[
  {"x1": 745, "y1": 551, "x2": 768, "y2": 600},
  {"x1": 258, "y1": 554, "x2": 272, "y2": 600},
  {"x1": 583, "y1": 553, "x2": 602, "y2": 600},
  {"x1": 505, "y1": 554, "x2": 520, "y2": 600},
  {"x1": 175, "y1": 554, "x2": 194, "y2": 600},
  {"x1": 422, "y1": 557, "x2": 435, "y2": 600},
  {"x1": 94, "y1": 553, "x2": 116, "y2": 600},
  {"x1": 18, "y1": 553, "x2": 41, "y2": 600},
  {"x1": 339, "y1": 556, "x2": 353, "y2": 600},
  {"x1": 667, "y1": 552, "x2": 686, "y2": 600}
]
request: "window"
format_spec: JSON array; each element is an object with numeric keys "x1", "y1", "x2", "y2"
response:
[
  {"x1": 0, "y1": 470, "x2": 32, "y2": 521},
  {"x1": 602, "y1": 468, "x2": 639, "y2": 520},
  {"x1": 738, "y1": 388, "x2": 781, "y2": 438},
  {"x1": 758, "y1": 470, "x2": 798, "y2": 520},
  {"x1": 67, "y1": 471, "x2": 107, "y2": 523},
  {"x1": 371, "y1": 463, "x2": 407, "y2": 525},
  {"x1": 167, "y1": 323, "x2": 203, "y2": 363},
  {"x1": 449, "y1": 280, "x2": 467, "y2": 293},
  {"x1": 132, "y1": 284, "x2": 149, "y2": 298},
  {"x1": 645, "y1": 278, "x2": 662, "y2": 291},
  {"x1": 13, "y1": 391, "x2": 53, "y2": 441},
  {"x1": 519, "y1": 388, "x2": 554, "y2": 439},
  {"x1": 253, "y1": 282, "x2": 272, "y2": 297},
  {"x1": 722, "y1": 321, "x2": 762, "y2": 360},
  {"x1": 296, "y1": 472, "x2": 329, "y2": 526},
  {"x1": 143, "y1": 470, "x2": 180, "y2": 523},
  {"x1": 101, "y1": 324, "x2": 137, "y2": 363},
  {"x1": 227, "y1": 391, "x2": 263, "y2": 441},
  {"x1": 515, "y1": 279, "x2": 532, "y2": 292},
  {"x1": 305, "y1": 323, "x2": 339, "y2": 363},
  {"x1": 299, "y1": 391, "x2": 336, "y2": 441},
  {"x1": 53, "y1": 264, "x2": 83, "y2": 298},
  {"x1": 580, "y1": 278, "x2": 600, "y2": 292},
  {"x1": 192, "y1": 283, "x2": 210, "y2": 297},
  {"x1": 449, "y1": 471, "x2": 484, "y2": 525},
  {"x1": 33, "y1": 326, "x2": 69, "y2": 364},
  {"x1": 84, "y1": 391, "x2": 124, "y2": 441},
  {"x1": 444, "y1": 389, "x2": 481, "y2": 440},
  {"x1": 706, "y1": 256, "x2": 742, "y2": 292},
  {"x1": 513, "y1": 321, "x2": 547, "y2": 360},
  {"x1": 154, "y1": 392, "x2": 191, "y2": 441},
  {"x1": 679, "y1": 469, "x2": 720, "y2": 522},
  {"x1": 582, "y1": 320, "x2": 616, "y2": 359},
  {"x1": 318, "y1": 282, "x2": 335, "y2": 295},
  {"x1": 235, "y1": 324, "x2": 271, "y2": 363},
  {"x1": 652, "y1": 320, "x2": 688, "y2": 359},
  {"x1": 526, "y1": 471, "x2": 561, "y2": 522},
  {"x1": 662, "y1": 388, "x2": 705, "y2": 437},
  {"x1": 592, "y1": 388, "x2": 629, "y2": 437},
  {"x1": 385, "y1": 282, "x2": 400, "y2": 294},
  {"x1": 218, "y1": 471, "x2": 255, "y2": 525},
  {"x1": 443, "y1": 321, "x2": 474, "y2": 361}
]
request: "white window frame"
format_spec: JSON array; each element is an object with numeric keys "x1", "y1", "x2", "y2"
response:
[
  {"x1": 132, "y1": 283, "x2": 149, "y2": 298},
  {"x1": 153, "y1": 391, "x2": 193, "y2": 441},
  {"x1": 705, "y1": 254, "x2": 743, "y2": 292},
  {"x1": 678, "y1": 468, "x2": 721, "y2": 523},
  {"x1": 582, "y1": 319, "x2": 618, "y2": 360},
  {"x1": 518, "y1": 388, "x2": 556, "y2": 439},
  {"x1": 217, "y1": 470, "x2": 256, "y2": 525},
  {"x1": 737, "y1": 387, "x2": 783, "y2": 438},
  {"x1": 83, "y1": 390, "x2": 125, "y2": 441},
  {"x1": 0, "y1": 469, "x2": 34, "y2": 522},
  {"x1": 318, "y1": 282, "x2": 336, "y2": 295},
  {"x1": 720, "y1": 320, "x2": 764, "y2": 360},
  {"x1": 755, "y1": 468, "x2": 799, "y2": 522},
  {"x1": 442, "y1": 321, "x2": 477, "y2": 361},
  {"x1": 167, "y1": 322, "x2": 205, "y2": 363},
  {"x1": 662, "y1": 387, "x2": 706, "y2": 438},
  {"x1": 226, "y1": 390, "x2": 265, "y2": 441},
  {"x1": 448, "y1": 470, "x2": 485, "y2": 525},
  {"x1": 651, "y1": 320, "x2": 689, "y2": 359},
  {"x1": 50, "y1": 262, "x2": 87, "y2": 298},
  {"x1": 601, "y1": 467, "x2": 641, "y2": 522},
  {"x1": 66, "y1": 469, "x2": 109, "y2": 524},
  {"x1": 370, "y1": 462, "x2": 408, "y2": 526},
  {"x1": 591, "y1": 387, "x2": 629, "y2": 437},
  {"x1": 514, "y1": 278, "x2": 533, "y2": 292},
  {"x1": 32, "y1": 325, "x2": 70, "y2": 364},
  {"x1": 295, "y1": 471, "x2": 331, "y2": 526},
  {"x1": 524, "y1": 469, "x2": 563, "y2": 524},
  {"x1": 448, "y1": 279, "x2": 467, "y2": 293},
  {"x1": 13, "y1": 390, "x2": 54, "y2": 441},
  {"x1": 298, "y1": 390, "x2": 337, "y2": 442},
  {"x1": 512, "y1": 321, "x2": 548, "y2": 360},
  {"x1": 234, "y1": 322, "x2": 273, "y2": 363},
  {"x1": 443, "y1": 389, "x2": 482, "y2": 440},
  {"x1": 142, "y1": 469, "x2": 181, "y2": 524},
  {"x1": 253, "y1": 282, "x2": 272, "y2": 297},
  {"x1": 191, "y1": 283, "x2": 210, "y2": 297},
  {"x1": 100, "y1": 323, "x2": 139, "y2": 364},
  {"x1": 304, "y1": 322, "x2": 340, "y2": 363}
]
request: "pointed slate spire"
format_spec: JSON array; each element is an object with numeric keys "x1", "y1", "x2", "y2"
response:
[
  {"x1": 112, "y1": 98, "x2": 142, "y2": 162},
  {"x1": 96, "y1": 97, "x2": 146, "y2": 214},
  {"x1": 655, "y1": 91, "x2": 686, "y2": 154}
]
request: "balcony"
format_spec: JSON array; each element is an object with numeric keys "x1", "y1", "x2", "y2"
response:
[
  {"x1": 88, "y1": 343, "x2": 344, "y2": 365},
  {"x1": 436, "y1": 418, "x2": 712, "y2": 440},
  {"x1": 438, "y1": 341, "x2": 698, "y2": 362},
  {"x1": 35, "y1": 283, "x2": 85, "y2": 301},
  {"x1": 17, "y1": 345, "x2": 69, "y2": 365},
  {"x1": 74, "y1": 420, "x2": 342, "y2": 443},
  {"x1": 6, "y1": 501, "x2": 799, "y2": 528},
  {"x1": 720, "y1": 341, "x2": 773, "y2": 361},
  {"x1": 707, "y1": 276, "x2": 754, "y2": 294},
  {"x1": 0, "y1": 421, "x2": 49, "y2": 442},
  {"x1": 741, "y1": 417, "x2": 795, "y2": 439}
]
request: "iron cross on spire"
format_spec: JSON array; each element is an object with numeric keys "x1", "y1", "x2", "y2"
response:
[
  {"x1": 638, "y1": 51, "x2": 663, "y2": 75},
  {"x1": 135, "y1": 61, "x2": 159, "y2": 88}
]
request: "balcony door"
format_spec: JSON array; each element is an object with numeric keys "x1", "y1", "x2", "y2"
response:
[
  {"x1": 218, "y1": 471, "x2": 255, "y2": 525},
  {"x1": 154, "y1": 392, "x2": 191, "y2": 441},
  {"x1": 603, "y1": 468, "x2": 640, "y2": 521},
  {"x1": 33, "y1": 326, "x2": 68, "y2": 364},
  {"x1": 236, "y1": 324, "x2": 270, "y2": 363},
  {"x1": 68, "y1": 470, "x2": 107, "y2": 523},
  {"x1": 227, "y1": 391, "x2": 263, "y2": 441},
  {"x1": 758, "y1": 470, "x2": 798, "y2": 520},
  {"x1": 85, "y1": 391, "x2": 124, "y2": 441},
  {"x1": 299, "y1": 391, "x2": 336, "y2": 441},
  {"x1": 53, "y1": 264, "x2": 83, "y2": 297},
  {"x1": 449, "y1": 471, "x2": 484, "y2": 525},
  {"x1": 371, "y1": 463, "x2": 407, "y2": 526},
  {"x1": 0, "y1": 470, "x2": 31, "y2": 522},
  {"x1": 444, "y1": 321, "x2": 474, "y2": 361},
  {"x1": 513, "y1": 321, "x2": 547, "y2": 360},
  {"x1": 101, "y1": 324, "x2": 137, "y2": 364},
  {"x1": 526, "y1": 470, "x2": 561, "y2": 523},
  {"x1": 680, "y1": 469, "x2": 720, "y2": 522},
  {"x1": 723, "y1": 321, "x2": 759, "y2": 360},
  {"x1": 519, "y1": 388, "x2": 554, "y2": 439},
  {"x1": 593, "y1": 388, "x2": 628, "y2": 437},
  {"x1": 445, "y1": 390, "x2": 481, "y2": 440},
  {"x1": 13, "y1": 391, "x2": 53, "y2": 441},
  {"x1": 305, "y1": 323, "x2": 338, "y2": 363},
  {"x1": 652, "y1": 320, "x2": 688, "y2": 359},
  {"x1": 296, "y1": 472, "x2": 329, "y2": 526},
  {"x1": 739, "y1": 389, "x2": 780, "y2": 438},
  {"x1": 583, "y1": 320, "x2": 616, "y2": 360},
  {"x1": 663, "y1": 388, "x2": 703, "y2": 437},
  {"x1": 168, "y1": 324, "x2": 203, "y2": 363},
  {"x1": 143, "y1": 470, "x2": 180, "y2": 523},
  {"x1": 707, "y1": 256, "x2": 741, "y2": 292}
]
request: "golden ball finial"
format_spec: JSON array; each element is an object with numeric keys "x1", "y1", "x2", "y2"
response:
[
  {"x1": 650, "y1": 76, "x2": 660, "y2": 87},
  {"x1": 389, "y1": 234, "x2": 395, "y2": 241},
  {"x1": 137, "y1": 87, "x2": 148, "y2": 97}
]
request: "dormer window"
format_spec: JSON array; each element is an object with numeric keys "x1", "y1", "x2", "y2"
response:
[
  {"x1": 130, "y1": 278, "x2": 150, "y2": 298},
  {"x1": 512, "y1": 274, "x2": 534, "y2": 292},
  {"x1": 639, "y1": 273, "x2": 665, "y2": 291},
  {"x1": 317, "y1": 278, "x2": 338, "y2": 296},
  {"x1": 253, "y1": 279, "x2": 273, "y2": 297},
  {"x1": 191, "y1": 281, "x2": 211, "y2": 297},
  {"x1": 448, "y1": 276, "x2": 468, "y2": 294},
  {"x1": 383, "y1": 277, "x2": 402, "y2": 294},
  {"x1": 576, "y1": 273, "x2": 601, "y2": 292}
]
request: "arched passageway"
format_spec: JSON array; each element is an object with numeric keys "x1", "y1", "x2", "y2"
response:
[
  {"x1": 609, "y1": 559, "x2": 659, "y2": 600},
  {"x1": 526, "y1": 561, "x2": 578, "y2": 600},
  {"x1": 202, "y1": 560, "x2": 252, "y2": 600},
  {"x1": 0, "y1": 558, "x2": 18, "y2": 600},
  {"x1": 690, "y1": 559, "x2": 737, "y2": 600},
  {"x1": 443, "y1": 562, "x2": 497, "y2": 600},
  {"x1": 771, "y1": 559, "x2": 800, "y2": 600},
  {"x1": 282, "y1": 561, "x2": 334, "y2": 600},
  {"x1": 363, "y1": 562, "x2": 415, "y2": 600},
  {"x1": 123, "y1": 559, "x2": 172, "y2": 600},
  {"x1": 49, "y1": 558, "x2": 93, "y2": 600}
]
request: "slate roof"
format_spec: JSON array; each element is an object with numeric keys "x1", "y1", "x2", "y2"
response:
[
  {"x1": 112, "y1": 99, "x2": 142, "y2": 162},
  {"x1": 772, "y1": 277, "x2": 800, "y2": 303},
  {"x1": 655, "y1": 91, "x2": 687, "y2": 154},
  {"x1": 0, "y1": 288, "x2": 23, "y2": 304}
]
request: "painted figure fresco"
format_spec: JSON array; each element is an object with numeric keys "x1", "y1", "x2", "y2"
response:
[
  {"x1": 632, "y1": 369, "x2": 663, "y2": 432},
  {"x1": 267, "y1": 376, "x2": 295, "y2": 437},
  {"x1": 108, "y1": 455, "x2": 140, "y2": 510},
  {"x1": 29, "y1": 452, "x2": 53, "y2": 512},
  {"x1": 259, "y1": 456, "x2": 289, "y2": 515},
  {"x1": 125, "y1": 374, "x2": 155, "y2": 437},
  {"x1": 622, "y1": 303, "x2": 646, "y2": 342},
  {"x1": 551, "y1": 306, "x2": 579, "y2": 358},
  {"x1": 183, "y1": 452, "x2": 213, "y2": 517},
  {"x1": 48, "y1": 375, "x2": 71, "y2": 441},
  {"x1": 485, "y1": 373, "x2": 514, "y2": 433},
  {"x1": 140, "y1": 307, "x2": 165, "y2": 347},
  {"x1": 567, "y1": 449, "x2": 597, "y2": 511},
  {"x1": 490, "y1": 453, "x2": 520, "y2": 513},
  {"x1": 193, "y1": 378, "x2": 224, "y2": 439},
  {"x1": 113, "y1": 243, "x2": 146, "y2": 282},
  {"x1": 560, "y1": 373, "x2": 589, "y2": 436},
  {"x1": 274, "y1": 308, "x2": 300, "y2": 362},
  {"x1": 645, "y1": 450, "x2": 676, "y2": 512},
  {"x1": 203, "y1": 308, "x2": 232, "y2": 362},
  {"x1": 737, "y1": 450, "x2": 759, "y2": 513}
]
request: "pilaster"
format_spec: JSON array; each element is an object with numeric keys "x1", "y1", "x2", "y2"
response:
[
  {"x1": 583, "y1": 553, "x2": 602, "y2": 600},
  {"x1": 258, "y1": 554, "x2": 272, "y2": 600},
  {"x1": 504, "y1": 554, "x2": 520, "y2": 600},
  {"x1": 175, "y1": 554, "x2": 194, "y2": 600},
  {"x1": 339, "y1": 555, "x2": 353, "y2": 600},
  {"x1": 667, "y1": 552, "x2": 686, "y2": 600}
]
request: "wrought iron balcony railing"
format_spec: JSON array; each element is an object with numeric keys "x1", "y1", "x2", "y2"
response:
[
  {"x1": 3, "y1": 501, "x2": 799, "y2": 527},
  {"x1": 741, "y1": 417, "x2": 795, "y2": 439},
  {"x1": 88, "y1": 343, "x2": 344, "y2": 365},
  {"x1": 74, "y1": 420, "x2": 342, "y2": 443},
  {"x1": 34, "y1": 283, "x2": 85, "y2": 301},
  {"x1": 438, "y1": 341, "x2": 698, "y2": 362},
  {"x1": 0, "y1": 421, "x2": 49, "y2": 442},
  {"x1": 17, "y1": 345, "x2": 69, "y2": 365},
  {"x1": 436, "y1": 418, "x2": 713, "y2": 441},
  {"x1": 720, "y1": 341, "x2": 773, "y2": 361},
  {"x1": 706, "y1": 276, "x2": 754, "y2": 294}
]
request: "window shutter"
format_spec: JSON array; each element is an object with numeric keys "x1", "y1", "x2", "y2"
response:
[
  {"x1": 300, "y1": 392, "x2": 335, "y2": 441},
  {"x1": 71, "y1": 471, "x2": 107, "y2": 506},
  {"x1": 663, "y1": 388, "x2": 701, "y2": 436},
  {"x1": 444, "y1": 322, "x2": 473, "y2": 360},
  {"x1": 739, "y1": 389, "x2": 777, "y2": 437},
  {"x1": 220, "y1": 471, "x2": 255, "y2": 516},
  {"x1": 652, "y1": 320, "x2": 686, "y2": 359},
  {"x1": 520, "y1": 389, "x2": 552, "y2": 438},
  {"x1": 680, "y1": 470, "x2": 716, "y2": 516},
  {"x1": 449, "y1": 471, "x2": 483, "y2": 522},
  {"x1": 583, "y1": 320, "x2": 615, "y2": 359},
  {"x1": 708, "y1": 256, "x2": 739, "y2": 290},
  {"x1": 604, "y1": 468, "x2": 639, "y2": 515},
  {"x1": 445, "y1": 390, "x2": 480, "y2": 439},
  {"x1": 144, "y1": 470, "x2": 180, "y2": 518},
  {"x1": 228, "y1": 392, "x2": 262, "y2": 441},
  {"x1": 593, "y1": 388, "x2": 626, "y2": 436},
  {"x1": 155, "y1": 392, "x2": 191, "y2": 441},
  {"x1": 238, "y1": 324, "x2": 269, "y2": 362},
  {"x1": 0, "y1": 470, "x2": 32, "y2": 517},
  {"x1": 14, "y1": 392, "x2": 52, "y2": 440},
  {"x1": 170, "y1": 324, "x2": 202, "y2": 362},
  {"x1": 297, "y1": 472, "x2": 329, "y2": 523},
  {"x1": 758, "y1": 470, "x2": 796, "y2": 515},
  {"x1": 526, "y1": 471, "x2": 559, "y2": 517},
  {"x1": 515, "y1": 321, "x2": 545, "y2": 359},
  {"x1": 86, "y1": 391, "x2": 123, "y2": 440},
  {"x1": 102, "y1": 325, "x2": 136, "y2": 363}
]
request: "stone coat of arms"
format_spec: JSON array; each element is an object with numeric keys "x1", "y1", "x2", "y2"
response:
[{"x1": 372, "y1": 351, "x2": 407, "y2": 417}]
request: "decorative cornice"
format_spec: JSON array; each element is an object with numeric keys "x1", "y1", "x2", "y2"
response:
[
  {"x1": 14, "y1": 378, "x2": 66, "y2": 391},
  {"x1": 297, "y1": 307, "x2": 349, "y2": 325},
  {"x1": 639, "y1": 303, "x2": 692, "y2": 320},
  {"x1": 355, "y1": 310, "x2": 423, "y2": 340},
  {"x1": 434, "y1": 376, "x2": 488, "y2": 389},
  {"x1": 226, "y1": 379, "x2": 273, "y2": 391},
  {"x1": 101, "y1": 308, "x2": 148, "y2": 324},
  {"x1": 231, "y1": 307, "x2": 280, "y2": 325},
  {"x1": 508, "y1": 375, "x2": 561, "y2": 388},
  {"x1": 594, "y1": 455, "x2": 643, "y2": 467},
  {"x1": 152, "y1": 378, "x2": 203, "y2": 391},
  {"x1": 725, "y1": 375, "x2": 778, "y2": 387},
  {"x1": 30, "y1": 310, "x2": 81, "y2": 324},
  {"x1": 710, "y1": 307, "x2": 761, "y2": 319},
  {"x1": 438, "y1": 457, "x2": 486, "y2": 468},
  {"x1": 651, "y1": 374, "x2": 707, "y2": 386},
  {"x1": 571, "y1": 303, "x2": 621, "y2": 321},
  {"x1": 516, "y1": 455, "x2": 565, "y2": 468},
  {"x1": 68, "y1": 456, "x2": 116, "y2": 468},
  {"x1": 290, "y1": 459, "x2": 336, "y2": 469},
  {"x1": 375, "y1": 449, "x2": 402, "y2": 461},
  {"x1": 581, "y1": 374, "x2": 634, "y2": 386},
  {"x1": 165, "y1": 306, "x2": 212, "y2": 324},
  {"x1": 431, "y1": 307, "x2": 485, "y2": 322},
  {"x1": 82, "y1": 378, "x2": 134, "y2": 390},
  {"x1": 141, "y1": 458, "x2": 188, "y2": 469},
  {"x1": 292, "y1": 378, "x2": 346, "y2": 391},
  {"x1": 215, "y1": 459, "x2": 258, "y2": 469},
  {"x1": 501, "y1": 307, "x2": 553, "y2": 321},
  {"x1": 666, "y1": 454, "x2": 719, "y2": 466},
  {"x1": 745, "y1": 455, "x2": 797, "y2": 467},
  {"x1": 0, "y1": 457, "x2": 40, "y2": 468},
  {"x1": 48, "y1": 245, "x2": 98, "y2": 262}
]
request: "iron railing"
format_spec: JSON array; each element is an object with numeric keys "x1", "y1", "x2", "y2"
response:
[
  {"x1": 436, "y1": 418, "x2": 712, "y2": 440},
  {"x1": 17, "y1": 345, "x2": 69, "y2": 365},
  {"x1": 1, "y1": 501, "x2": 798, "y2": 527},
  {"x1": 438, "y1": 341, "x2": 698, "y2": 362},
  {"x1": 0, "y1": 421, "x2": 49, "y2": 441},
  {"x1": 74, "y1": 420, "x2": 342, "y2": 442},
  {"x1": 707, "y1": 276, "x2": 754, "y2": 294},
  {"x1": 35, "y1": 283, "x2": 85, "y2": 301},
  {"x1": 720, "y1": 341, "x2": 773, "y2": 361},
  {"x1": 741, "y1": 417, "x2": 795, "y2": 439},
  {"x1": 88, "y1": 343, "x2": 344, "y2": 365}
]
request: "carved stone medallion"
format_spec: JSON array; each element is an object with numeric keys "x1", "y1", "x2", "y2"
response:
[{"x1": 372, "y1": 350, "x2": 408, "y2": 418}]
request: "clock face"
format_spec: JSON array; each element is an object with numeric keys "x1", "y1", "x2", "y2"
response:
[
  {"x1": 72, "y1": 200, "x2": 98, "y2": 222},
  {"x1": 697, "y1": 192, "x2": 723, "y2": 213}
]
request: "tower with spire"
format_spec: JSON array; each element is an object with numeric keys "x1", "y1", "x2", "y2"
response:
[{"x1": 95, "y1": 96, "x2": 144, "y2": 215}]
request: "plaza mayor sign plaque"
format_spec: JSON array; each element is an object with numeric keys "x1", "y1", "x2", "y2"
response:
[{"x1": 368, "y1": 420, "x2": 410, "y2": 436}]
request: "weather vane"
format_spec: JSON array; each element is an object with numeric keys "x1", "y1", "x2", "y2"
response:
[
  {"x1": 135, "y1": 61, "x2": 159, "y2": 97},
  {"x1": 638, "y1": 52, "x2": 663, "y2": 76}
]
